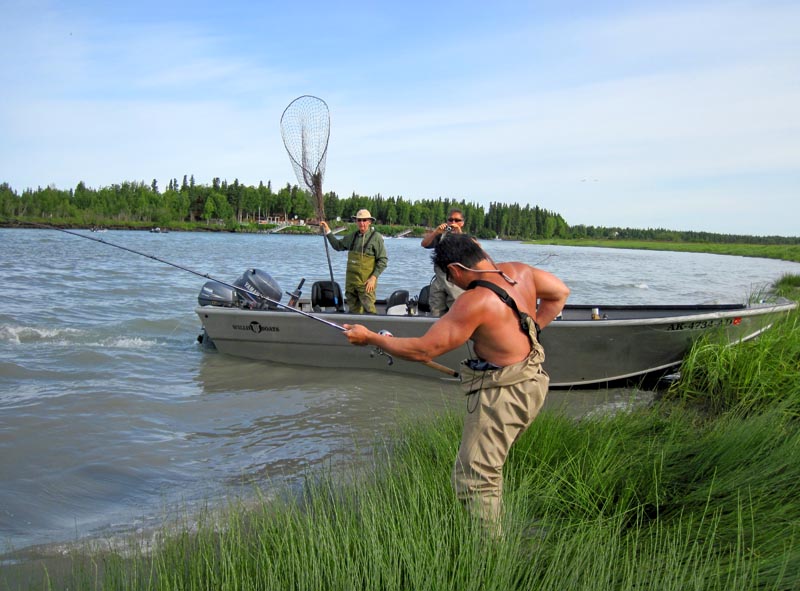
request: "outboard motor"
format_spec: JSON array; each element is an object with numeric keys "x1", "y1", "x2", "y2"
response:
[
  {"x1": 233, "y1": 268, "x2": 282, "y2": 309},
  {"x1": 198, "y1": 280, "x2": 239, "y2": 307}
]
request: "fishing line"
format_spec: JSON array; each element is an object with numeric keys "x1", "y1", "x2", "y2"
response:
[{"x1": 18, "y1": 221, "x2": 346, "y2": 330}]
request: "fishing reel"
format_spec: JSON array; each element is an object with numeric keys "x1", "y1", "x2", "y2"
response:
[{"x1": 370, "y1": 329, "x2": 394, "y2": 365}]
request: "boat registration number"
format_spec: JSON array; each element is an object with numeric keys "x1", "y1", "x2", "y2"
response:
[{"x1": 666, "y1": 317, "x2": 741, "y2": 331}]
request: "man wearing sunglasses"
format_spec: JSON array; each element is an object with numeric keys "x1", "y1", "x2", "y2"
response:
[
  {"x1": 320, "y1": 209, "x2": 388, "y2": 314},
  {"x1": 420, "y1": 208, "x2": 467, "y2": 316},
  {"x1": 343, "y1": 233, "x2": 569, "y2": 535}
]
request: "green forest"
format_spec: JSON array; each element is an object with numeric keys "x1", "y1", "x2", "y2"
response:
[{"x1": 1, "y1": 177, "x2": 797, "y2": 244}]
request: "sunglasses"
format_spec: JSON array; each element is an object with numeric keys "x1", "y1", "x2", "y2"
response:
[
  {"x1": 447, "y1": 218, "x2": 464, "y2": 223},
  {"x1": 355, "y1": 218, "x2": 370, "y2": 222}
]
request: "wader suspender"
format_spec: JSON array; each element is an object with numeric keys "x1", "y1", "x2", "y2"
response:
[
  {"x1": 349, "y1": 229, "x2": 376, "y2": 253},
  {"x1": 466, "y1": 280, "x2": 542, "y2": 341}
]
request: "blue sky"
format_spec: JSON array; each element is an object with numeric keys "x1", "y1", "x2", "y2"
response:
[{"x1": 1, "y1": 0, "x2": 798, "y2": 236}]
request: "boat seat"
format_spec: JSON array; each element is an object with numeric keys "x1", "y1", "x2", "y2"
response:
[
  {"x1": 385, "y1": 289, "x2": 409, "y2": 316},
  {"x1": 386, "y1": 289, "x2": 409, "y2": 308},
  {"x1": 311, "y1": 281, "x2": 344, "y2": 312},
  {"x1": 417, "y1": 284, "x2": 431, "y2": 313}
]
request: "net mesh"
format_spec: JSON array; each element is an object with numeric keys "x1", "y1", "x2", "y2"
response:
[{"x1": 280, "y1": 95, "x2": 330, "y2": 219}]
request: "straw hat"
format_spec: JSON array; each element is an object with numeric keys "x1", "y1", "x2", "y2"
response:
[{"x1": 353, "y1": 209, "x2": 376, "y2": 221}]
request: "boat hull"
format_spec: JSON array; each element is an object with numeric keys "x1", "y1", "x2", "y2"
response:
[{"x1": 196, "y1": 300, "x2": 796, "y2": 387}]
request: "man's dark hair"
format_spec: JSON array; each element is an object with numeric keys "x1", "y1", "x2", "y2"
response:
[
  {"x1": 448, "y1": 208, "x2": 464, "y2": 219},
  {"x1": 432, "y1": 233, "x2": 486, "y2": 272}
]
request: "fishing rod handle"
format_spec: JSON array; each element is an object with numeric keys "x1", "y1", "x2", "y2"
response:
[
  {"x1": 424, "y1": 360, "x2": 460, "y2": 378},
  {"x1": 378, "y1": 330, "x2": 459, "y2": 377}
]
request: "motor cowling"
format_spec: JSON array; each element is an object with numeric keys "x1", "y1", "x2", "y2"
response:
[
  {"x1": 233, "y1": 268, "x2": 282, "y2": 309},
  {"x1": 198, "y1": 281, "x2": 239, "y2": 307}
]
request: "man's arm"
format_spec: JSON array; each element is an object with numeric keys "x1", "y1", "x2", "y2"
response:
[
  {"x1": 324, "y1": 231, "x2": 348, "y2": 252},
  {"x1": 371, "y1": 234, "x2": 388, "y2": 277},
  {"x1": 533, "y1": 268, "x2": 570, "y2": 328},
  {"x1": 344, "y1": 294, "x2": 481, "y2": 362},
  {"x1": 420, "y1": 230, "x2": 438, "y2": 248},
  {"x1": 319, "y1": 221, "x2": 346, "y2": 251},
  {"x1": 421, "y1": 223, "x2": 452, "y2": 248}
]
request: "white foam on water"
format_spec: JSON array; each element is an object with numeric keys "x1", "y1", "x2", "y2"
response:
[
  {"x1": 100, "y1": 336, "x2": 159, "y2": 349},
  {"x1": 0, "y1": 325, "x2": 85, "y2": 344}
]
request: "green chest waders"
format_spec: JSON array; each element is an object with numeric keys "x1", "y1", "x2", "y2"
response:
[{"x1": 346, "y1": 250, "x2": 377, "y2": 313}]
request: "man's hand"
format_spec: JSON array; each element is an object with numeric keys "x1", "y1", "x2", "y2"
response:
[
  {"x1": 365, "y1": 275, "x2": 377, "y2": 293},
  {"x1": 343, "y1": 323, "x2": 373, "y2": 346},
  {"x1": 436, "y1": 222, "x2": 462, "y2": 234},
  {"x1": 319, "y1": 220, "x2": 330, "y2": 234}
]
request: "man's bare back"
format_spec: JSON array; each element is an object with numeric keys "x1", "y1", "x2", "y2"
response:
[{"x1": 434, "y1": 261, "x2": 563, "y2": 367}]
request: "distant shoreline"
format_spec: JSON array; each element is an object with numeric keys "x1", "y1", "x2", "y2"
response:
[
  {"x1": 3, "y1": 221, "x2": 799, "y2": 264},
  {"x1": 526, "y1": 238, "x2": 800, "y2": 264},
  {"x1": 0, "y1": 219, "x2": 427, "y2": 238}
]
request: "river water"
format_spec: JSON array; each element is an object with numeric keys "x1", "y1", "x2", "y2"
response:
[{"x1": 1, "y1": 228, "x2": 798, "y2": 555}]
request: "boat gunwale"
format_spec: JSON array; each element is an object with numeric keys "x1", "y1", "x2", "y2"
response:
[{"x1": 194, "y1": 299, "x2": 797, "y2": 328}]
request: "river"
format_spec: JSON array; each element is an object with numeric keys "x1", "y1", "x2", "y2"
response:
[{"x1": 1, "y1": 228, "x2": 798, "y2": 556}]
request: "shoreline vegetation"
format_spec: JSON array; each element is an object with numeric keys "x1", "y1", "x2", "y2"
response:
[
  {"x1": 526, "y1": 238, "x2": 800, "y2": 265},
  {"x1": 3, "y1": 275, "x2": 798, "y2": 589}
]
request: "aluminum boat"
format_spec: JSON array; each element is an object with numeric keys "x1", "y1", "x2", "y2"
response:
[{"x1": 196, "y1": 269, "x2": 796, "y2": 387}]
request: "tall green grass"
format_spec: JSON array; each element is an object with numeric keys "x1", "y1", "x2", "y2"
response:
[
  {"x1": 19, "y1": 407, "x2": 798, "y2": 590},
  {"x1": 9, "y1": 279, "x2": 800, "y2": 591},
  {"x1": 664, "y1": 275, "x2": 800, "y2": 417},
  {"x1": 773, "y1": 273, "x2": 800, "y2": 299}
]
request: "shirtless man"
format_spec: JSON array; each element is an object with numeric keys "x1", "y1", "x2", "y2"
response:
[{"x1": 343, "y1": 233, "x2": 570, "y2": 533}]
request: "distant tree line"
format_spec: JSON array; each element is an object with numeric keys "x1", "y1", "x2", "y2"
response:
[
  {"x1": 0, "y1": 177, "x2": 569, "y2": 240},
  {"x1": 0, "y1": 178, "x2": 796, "y2": 244},
  {"x1": 569, "y1": 224, "x2": 799, "y2": 245}
]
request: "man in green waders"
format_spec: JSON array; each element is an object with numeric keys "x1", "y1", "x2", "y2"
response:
[{"x1": 319, "y1": 209, "x2": 388, "y2": 314}]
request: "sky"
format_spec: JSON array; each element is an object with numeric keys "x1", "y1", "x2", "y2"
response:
[{"x1": 1, "y1": 0, "x2": 798, "y2": 236}]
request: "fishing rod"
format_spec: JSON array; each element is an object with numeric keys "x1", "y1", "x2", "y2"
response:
[{"x1": 21, "y1": 222, "x2": 459, "y2": 377}]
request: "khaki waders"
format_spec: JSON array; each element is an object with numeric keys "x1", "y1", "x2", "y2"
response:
[{"x1": 453, "y1": 323, "x2": 548, "y2": 535}]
